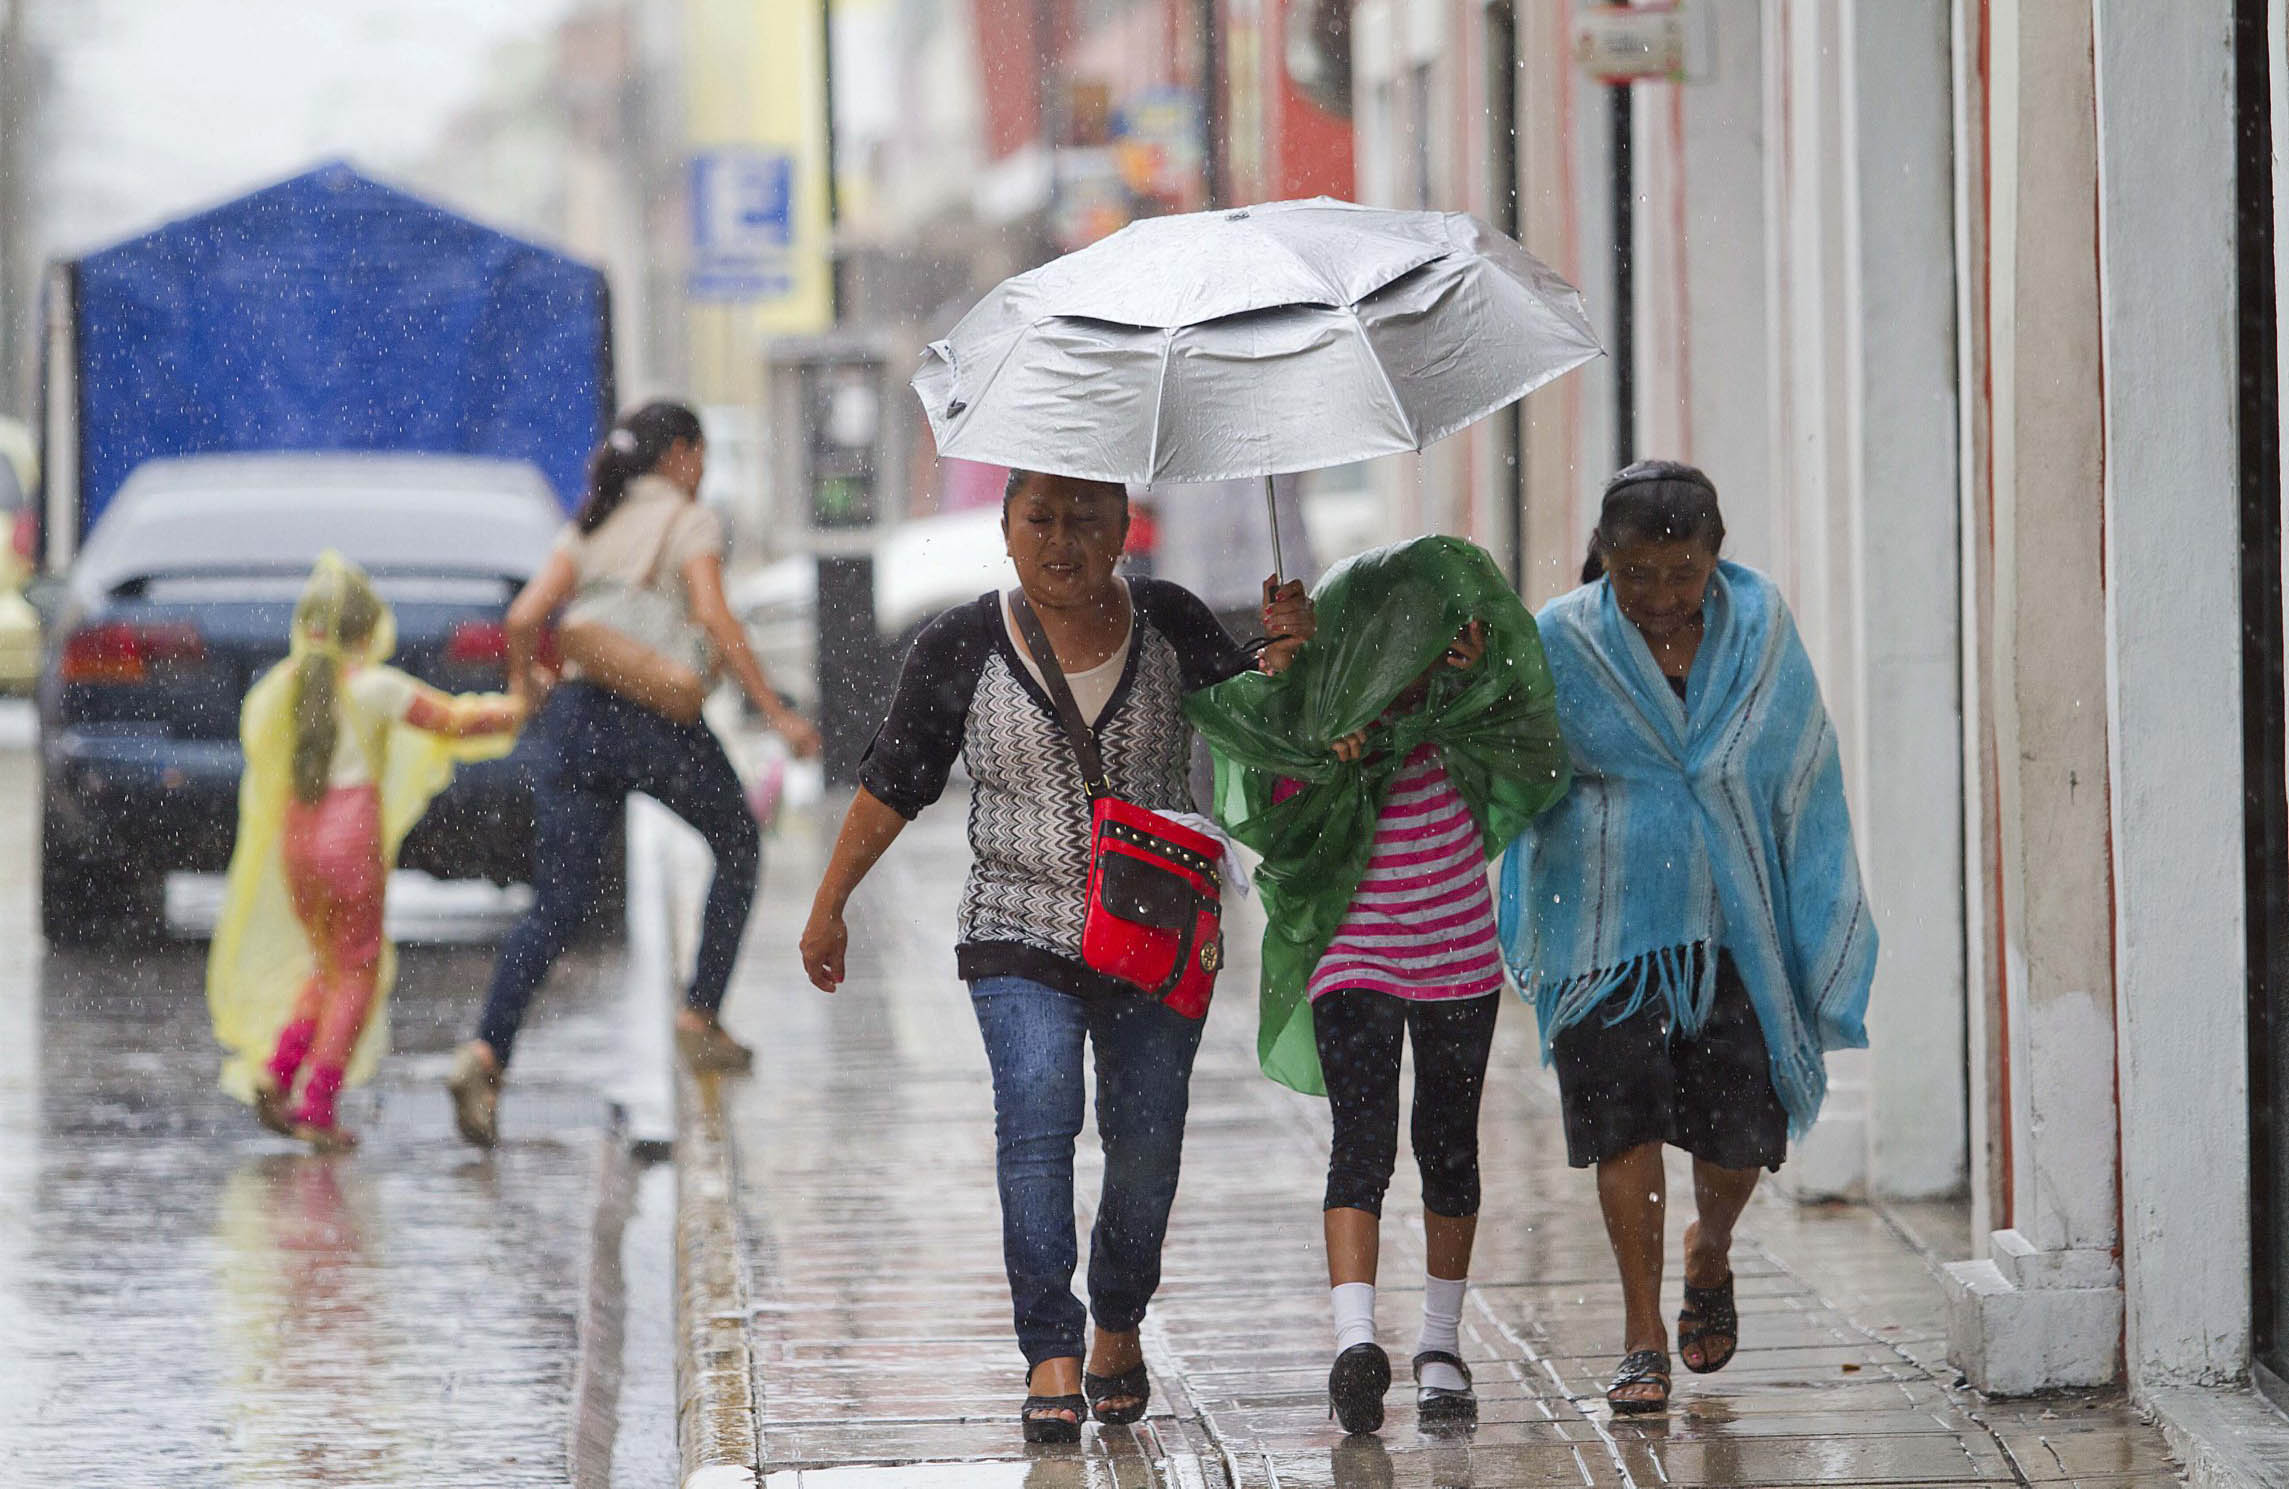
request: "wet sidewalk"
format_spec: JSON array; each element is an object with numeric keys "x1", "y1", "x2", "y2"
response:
[{"x1": 696, "y1": 786, "x2": 2184, "y2": 1487}]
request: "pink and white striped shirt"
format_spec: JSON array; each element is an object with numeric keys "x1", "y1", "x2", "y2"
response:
[{"x1": 1307, "y1": 743, "x2": 1505, "y2": 1003}]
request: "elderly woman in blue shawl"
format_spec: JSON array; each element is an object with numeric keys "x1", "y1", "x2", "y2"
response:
[{"x1": 1497, "y1": 461, "x2": 1876, "y2": 1416}]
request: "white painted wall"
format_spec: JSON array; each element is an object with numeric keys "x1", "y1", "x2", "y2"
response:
[
  {"x1": 2090, "y1": 0, "x2": 2251, "y2": 1390},
  {"x1": 1632, "y1": 2, "x2": 1768, "y2": 554}
]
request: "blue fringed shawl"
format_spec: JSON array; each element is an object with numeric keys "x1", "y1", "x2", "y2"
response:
[{"x1": 1496, "y1": 563, "x2": 1876, "y2": 1136}]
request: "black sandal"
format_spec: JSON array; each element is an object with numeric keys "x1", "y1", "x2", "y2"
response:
[
  {"x1": 1084, "y1": 1362, "x2": 1150, "y2": 1425},
  {"x1": 1411, "y1": 1349, "x2": 1477, "y2": 1424},
  {"x1": 1021, "y1": 1392, "x2": 1085, "y2": 1444},
  {"x1": 1606, "y1": 1348, "x2": 1671, "y2": 1415},
  {"x1": 1328, "y1": 1341, "x2": 1391, "y2": 1435},
  {"x1": 1678, "y1": 1271, "x2": 1739, "y2": 1374}
]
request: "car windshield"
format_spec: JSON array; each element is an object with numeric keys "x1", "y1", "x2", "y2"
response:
[{"x1": 77, "y1": 477, "x2": 561, "y2": 595}]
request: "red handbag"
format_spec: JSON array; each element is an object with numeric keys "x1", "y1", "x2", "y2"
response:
[{"x1": 1011, "y1": 595, "x2": 1224, "y2": 1018}]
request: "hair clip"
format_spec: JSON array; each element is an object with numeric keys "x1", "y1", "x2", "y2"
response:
[{"x1": 607, "y1": 428, "x2": 639, "y2": 453}]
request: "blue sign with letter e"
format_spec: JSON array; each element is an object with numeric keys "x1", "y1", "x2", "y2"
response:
[{"x1": 689, "y1": 149, "x2": 796, "y2": 301}]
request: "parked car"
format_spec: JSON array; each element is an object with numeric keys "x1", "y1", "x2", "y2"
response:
[{"x1": 37, "y1": 452, "x2": 563, "y2": 943}]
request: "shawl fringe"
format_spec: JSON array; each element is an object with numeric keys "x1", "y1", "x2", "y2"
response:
[{"x1": 1530, "y1": 940, "x2": 1721, "y2": 1059}]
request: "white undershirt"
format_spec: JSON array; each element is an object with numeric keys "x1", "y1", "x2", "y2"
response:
[{"x1": 1001, "y1": 582, "x2": 1133, "y2": 727}]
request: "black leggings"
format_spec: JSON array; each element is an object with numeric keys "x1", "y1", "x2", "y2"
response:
[{"x1": 1313, "y1": 988, "x2": 1500, "y2": 1218}]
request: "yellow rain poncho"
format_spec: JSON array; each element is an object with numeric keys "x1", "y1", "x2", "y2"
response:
[{"x1": 208, "y1": 552, "x2": 517, "y2": 1104}]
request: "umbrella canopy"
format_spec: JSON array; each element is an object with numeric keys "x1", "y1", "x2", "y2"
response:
[{"x1": 915, "y1": 198, "x2": 1602, "y2": 487}]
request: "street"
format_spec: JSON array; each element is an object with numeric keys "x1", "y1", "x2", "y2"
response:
[{"x1": 0, "y1": 702, "x2": 677, "y2": 1487}]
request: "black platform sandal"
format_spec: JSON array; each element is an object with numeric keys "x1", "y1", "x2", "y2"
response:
[
  {"x1": 1678, "y1": 1271, "x2": 1739, "y2": 1374},
  {"x1": 1328, "y1": 1341, "x2": 1392, "y2": 1435},
  {"x1": 1605, "y1": 1348, "x2": 1671, "y2": 1415},
  {"x1": 1084, "y1": 1362, "x2": 1151, "y2": 1425},
  {"x1": 1021, "y1": 1392, "x2": 1086, "y2": 1444},
  {"x1": 1411, "y1": 1350, "x2": 1477, "y2": 1424}
]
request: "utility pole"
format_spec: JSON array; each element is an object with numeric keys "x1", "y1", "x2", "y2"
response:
[
  {"x1": 1609, "y1": 80, "x2": 1633, "y2": 473},
  {"x1": 819, "y1": 0, "x2": 843, "y2": 320},
  {"x1": 1199, "y1": 0, "x2": 1223, "y2": 207},
  {"x1": 0, "y1": 0, "x2": 35, "y2": 416}
]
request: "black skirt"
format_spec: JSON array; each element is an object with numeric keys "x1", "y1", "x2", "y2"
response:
[{"x1": 1549, "y1": 949, "x2": 1790, "y2": 1172}]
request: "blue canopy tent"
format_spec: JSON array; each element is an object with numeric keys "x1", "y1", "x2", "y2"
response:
[{"x1": 63, "y1": 161, "x2": 613, "y2": 536}]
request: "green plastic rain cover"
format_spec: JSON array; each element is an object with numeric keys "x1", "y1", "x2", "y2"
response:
[{"x1": 1185, "y1": 535, "x2": 1571, "y2": 1094}]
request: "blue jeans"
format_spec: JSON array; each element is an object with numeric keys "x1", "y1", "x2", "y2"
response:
[
  {"x1": 477, "y1": 683, "x2": 760, "y2": 1064},
  {"x1": 969, "y1": 975, "x2": 1205, "y2": 1368}
]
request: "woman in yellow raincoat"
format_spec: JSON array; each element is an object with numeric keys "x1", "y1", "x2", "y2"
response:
[{"x1": 208, "y1": 553, "x2": 523, "y2": 1150}]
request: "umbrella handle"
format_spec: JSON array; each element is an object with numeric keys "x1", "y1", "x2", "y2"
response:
[{"x1": 1264, "y1": 473, "x2": 1284, "y2": 589}]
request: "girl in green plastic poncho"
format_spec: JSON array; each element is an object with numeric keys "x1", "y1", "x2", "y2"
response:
[{"x1": 1185, "y1": 535, "x2": 1569, "y2": 1434}]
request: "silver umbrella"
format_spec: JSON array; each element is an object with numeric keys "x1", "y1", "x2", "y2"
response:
[{"x1": 913, "y1": 197, "x2": 1602, "y2": 576}]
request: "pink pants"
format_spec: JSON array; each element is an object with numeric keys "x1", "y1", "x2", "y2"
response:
[{"x1": 281, "y1": 785, "x2": 385, "y2": 1092}]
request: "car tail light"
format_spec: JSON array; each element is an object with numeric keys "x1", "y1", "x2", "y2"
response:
[
  {"x1": 446, "y1": 619, "x2": 510, "y2": 666},
  {"x1": 58, "y1": 621, "x2": 207, "y2": 683}
]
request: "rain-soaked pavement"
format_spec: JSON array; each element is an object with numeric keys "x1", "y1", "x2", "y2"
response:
[
  {"x1": 0, "y1": 703, "x2": 676, "y2": 1487},
  {"x1": 702, "y1": 786, "x2": 2189, "y2": 1488}
]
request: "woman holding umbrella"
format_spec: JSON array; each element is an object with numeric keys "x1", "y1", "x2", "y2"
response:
[
  {"x1": 1498, "y1": 461, "x2": 1877, "y2": 1415},
  {"x1": 799, "y1": 469, "x2": 1314, "y2": 1442},
  {"x1": 837, "y1": 196, "x2": 1596, "y2": 1440}
]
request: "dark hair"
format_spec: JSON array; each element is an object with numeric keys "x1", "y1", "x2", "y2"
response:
[
  {"x1": 289, "y1": 579, "x2": 383, "y2": 805},
  {"x1": 577, "y1": 400, "x2": 706, "y2": 534},
  {"x1": 1581, "y1": 459, "x2": 1726, "y2": 583},
  {"x1": 1000, "y1": 467, "x2": 1129, "y2": 514}
]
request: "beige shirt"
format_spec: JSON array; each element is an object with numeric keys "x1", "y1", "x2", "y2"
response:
[{"x1": 555, "y1": 475, "x2": 725, "y2": 620}]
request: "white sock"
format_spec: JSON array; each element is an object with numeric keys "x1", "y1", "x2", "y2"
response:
[
  {"x1": 1331, "y1": 1281, "x2": 1378, "y2": 1355},
  {"x1": 1415, "y1": 1274, "x2": 1469, "y2": 1392}
]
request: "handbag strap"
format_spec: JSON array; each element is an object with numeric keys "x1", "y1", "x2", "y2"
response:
[
  {"x1": 1009, "y1": 592, "x2": 1112, "y2": 800},
  {"x1": 636, "y1": 499, "x2": 683, "y2": 590}
]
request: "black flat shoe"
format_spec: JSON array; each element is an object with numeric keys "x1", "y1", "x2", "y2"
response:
[
  {"x1": 1606, "y1": 1348, "x2": 1671, "y2": 1415},
  {"x1": 1021, "y1": 1393, "x2": 1085, "y2": 1444},
  {"x1": 1328, "y1": 1341, "x2": 1391, "y2": 1435},
  {"x1": 1411, "y1": 1349, "x2": 1477, "y2": 1423},
  {"x1": 1084, "y1": 1362, "x2": 1150, "y2": 1425},
  {"x1": 1679, "y1": 1271, "x2": 1739, "y2": 1374}
]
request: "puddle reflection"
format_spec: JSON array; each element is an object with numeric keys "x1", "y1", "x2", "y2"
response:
[{"x1": 215, "y1": 1154, "x2": 398, "y2": 1483}]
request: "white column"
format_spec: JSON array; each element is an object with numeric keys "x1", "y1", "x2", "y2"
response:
[
  {"x1": 1844, "y1": 0, "x2": 1967, "y2": 1202},
  {"x1": 1941, "y1": 0, "x2": 2125, "y2": 1394},
  {"x1": 2091, "y1": 0, "x2": 2249, "y2": 1390}
]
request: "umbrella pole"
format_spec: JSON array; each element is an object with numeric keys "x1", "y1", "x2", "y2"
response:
[{"x1": 1264, "y1": 473, "x2": 1285, "y2": 587}]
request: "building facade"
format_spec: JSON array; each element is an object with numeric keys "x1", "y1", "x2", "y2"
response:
[{"x1": 1368, "y1": 0, "x2": 2283, "y2": 1444}]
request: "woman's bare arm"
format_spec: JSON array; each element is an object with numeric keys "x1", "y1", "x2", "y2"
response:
[
  {"x1": 799, "y1": 788, "x2": 909, "y2": 991},
  {"x1": 683, "y1": 552, "x2": 823, "y2": 757},
  {"x1": 506, "y1": 549, "x2": 578, "y2": 711}
]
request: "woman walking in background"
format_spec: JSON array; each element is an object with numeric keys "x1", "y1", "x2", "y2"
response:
[
  {"x1": 1186, "y1": 536, "x2": 1569, "y2": 1434},
  {"x1": 448, "y1": 401, "x2": 819, "y2": 1148},
  {"x1": 210, "y1": 553, "x2": 523, "y2": 1151},
  {"x1": 1498, "y1": 461, "x2": 1877, "y2": 1416}
]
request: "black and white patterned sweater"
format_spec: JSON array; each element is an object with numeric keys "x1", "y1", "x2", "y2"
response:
[{"x1": 857, "y1": 578, "x2": 1254, "y2": 998}]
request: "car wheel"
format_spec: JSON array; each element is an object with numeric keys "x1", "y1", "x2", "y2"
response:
[{"x1": 41, "y1": 816, "x2": 166, "y2": 947}]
